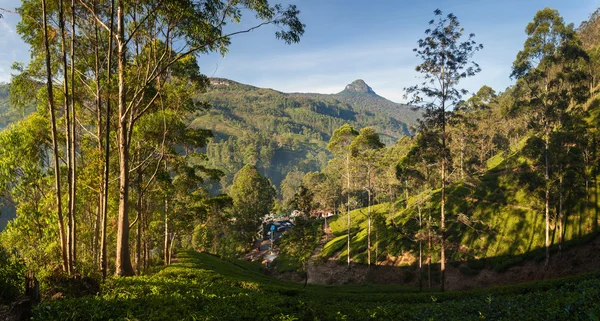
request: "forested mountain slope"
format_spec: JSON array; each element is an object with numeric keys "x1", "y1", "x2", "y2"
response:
[
  {"x1": 0, "y1": 83, "x2": 30, "y2": 231},
  {"x1": 0, "y1": 83, "x2": 35, "y2": 130},
  {"x1": 194, "y1": 78, "x2": 418, "y2": 191}
]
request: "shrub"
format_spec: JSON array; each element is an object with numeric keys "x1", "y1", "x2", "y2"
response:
[
  {"x1": 0, "y1": 248, "x2": 26, "y2": 303},
  {"x1": 467, "y1": 259, "x2": 486, "y2": 270},
  {"x1": 458, "y1": 265, "x2": 480, "y2": 276}
]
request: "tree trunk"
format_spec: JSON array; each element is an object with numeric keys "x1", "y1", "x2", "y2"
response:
[
  {"x1": 92, "y1": 0, "x2": 102, "y2": 268},
  {"x1": 428, "y1": 208, "x2": 431, "y2": 289},
  {"x1": 375, "y1": 226, "x2": 378, "y2": 266},
  {"x1": 595, "y1": 176, "x2": 599, "y2": 232},
  {"x1": 585, "y1": 150, "x2": 589, "y2": 235},
  {"x1": 58, "y1": 0, "x2": 73, "y2": 275},
  {"x1": 93, "y1": 201, "x2": 100, "y2": 266},
  {"x1": 70, "y1": 0, "x2": 77, "y2": 271},
  {"x1": 440, "y1": 112, "x2": 446, "y2": 292},
  {"x1": 100, "y1": 0, "x2": 114, "y2": 280},
  {"x1": 367, "y1": 189, "x2": 371, "y2": 268},
  {"x1": 42, "y1": 0, "x2": 68, "y2": 272},
  {"x1": 169, "y1": 232, "x2": 176, "y2": 264},
  {"x1": 303, "y1": 268, "x2": 308, "y2": 288},
  {"x1": 135, "y1": 167, "x2": 143, "y2": 275},
  {"x1": 404, "y1": 179, "x2": 409, "y2": 209},
  {"x1": 115, "y1": 0, "x2": 134, "y2": 276},
  {"x1": 545, "y1": 126, "x2": 550, "y2": 265},
  {"x1": 418, "y1": 205, "x2": 422, "y2": 292},
  {"x1": 558, "y1": 172, "x2": 563, "y2": 252},
  {"x1": 346, "y1": 152, "x2": 351, "y2": 268},
  {"x1": 460, "y1": 137, "x2": 464, "y2": 180},
  {"x1": 164, "y1": 195, "x2": 170, "y2": 265}
]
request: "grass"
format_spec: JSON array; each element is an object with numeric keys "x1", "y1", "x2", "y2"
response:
[
  {"x1": 33, "y1": 250, "x2": 600, "y2": 320},
  {"x1": 319, "y1": 147, "x2": 600, "y2": 272}
]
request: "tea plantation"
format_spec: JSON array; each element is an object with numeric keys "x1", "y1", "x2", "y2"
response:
[{"x1": 33, "y1": 251, "x2": 600, "y2": 320}]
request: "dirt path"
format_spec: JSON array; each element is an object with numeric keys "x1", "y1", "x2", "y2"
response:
[{"x1": 306, "y1": 220, "x2": 335, "y2": 284}]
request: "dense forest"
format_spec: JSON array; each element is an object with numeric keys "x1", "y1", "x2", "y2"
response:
[
  {"x1": 1, "y1": 0, "x2": 600, "y2": 319},
  {"x1": 195, "y1": 77, "x2": 419, "y2": 193}
]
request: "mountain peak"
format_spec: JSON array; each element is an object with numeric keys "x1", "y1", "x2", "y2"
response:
[{"x1": 342, "y1": 79, "x2": 376, "y2": 95}]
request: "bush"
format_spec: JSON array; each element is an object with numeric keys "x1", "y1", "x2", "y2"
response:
[
  {"x1": 458, "y1": 265, "x2": 480, "y2": 276},
  {"x1": 402, "y1": 270, "x2": 415, "y2": 282},
  {"x1": 466, "y1": 259, "x2": 486, "y2": 270},
  {"x1": 0, "y1": 248, "x2": 26, "y2": 303},
  {"x1": 491, "y1": 256, "x2": 524, "y2": 272}
]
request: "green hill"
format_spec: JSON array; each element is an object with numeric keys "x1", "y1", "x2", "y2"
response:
[
  {"x1": 196, "y1": 78, "x2": 419, "y2": 192},
  {"x1": 319, "y1": 140, "x2": 600, "y2": 274},
  {"x1": 0, "y1": 83, "x2": 34, "y2": 130}
]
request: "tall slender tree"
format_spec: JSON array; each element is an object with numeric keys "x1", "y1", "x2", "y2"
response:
[
  {"x1": 102, "y1": 0, "x2": 304, "y2": 277},
  {"x1": 350, "y1": 127, "x2": 384, "y2": 267},
  {"x1": 511, "y1": 7, "x2": 590, "y2": 265},
  {"x1": 405, "y1": 9, "x2": 482, "y2": 291},
  {"x1": 327, "y1": 124, "x2": 359, "y2": 268},
  {"x1": 41, "y1": 0, "x2": 68, "y2": 272},
  {"x1": 100, "y1": 0, "x2": 115, "y2": 280}
]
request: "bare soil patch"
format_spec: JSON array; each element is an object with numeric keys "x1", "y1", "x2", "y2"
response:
[{"x1": 280, "y1": 233, "x2": 600, "y2": 291}]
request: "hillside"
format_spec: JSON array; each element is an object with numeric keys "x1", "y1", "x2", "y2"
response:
[
  {"x1": 195, "y1": 78, "x2": 419, "y2": 191},
  {"x1": 309, "y1": 79, "x2": 421, "y2": 128},
  {"x1": 0, "y1": 83, "x2": 26, "y2": 231},
  {"x1": 0, "y1": 83, "x2": 35, "y2": 130},
  {"x1": 316, "y1": 138, "x2": 600, "y2": 283}
]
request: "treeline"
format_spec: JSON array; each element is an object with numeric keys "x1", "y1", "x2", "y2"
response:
[
  {"x1": 285, "y1": 7, "x2": 600, "y2": 291},
  {"x1": 0, "y1": 0, "x2": 304, "y2": 290}
]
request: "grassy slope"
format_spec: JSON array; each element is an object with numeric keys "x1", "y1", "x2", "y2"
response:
[
  {"x1": 322, "y1": 149, "x2": 600, "y2": 270},
  {"x1": 322, "y1": 96, "x2": 600, "y2": 268},
  {"x1": 34, "y1": 250, "x2": 600, "y2": 320}
]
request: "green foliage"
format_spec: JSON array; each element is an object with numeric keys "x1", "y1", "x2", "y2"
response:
[
  {"x1": 327, "y1": 204, "x2": 388, "y2": 237},
  {"x1": 323, "y1": 204, "x2": 392, "y2": 263},
  {"x1": 278, "y1": 217, "x2": 322, "y2": 272},
  {"x1": 280, "y1": 170, "x2": 305, "y2": 211},
  {"x1": 290, "y1": 185, "x2": 314, "y2": 215},
  {"x1": 319, "y1": 140, "x2": 600, "y2": 266},
  {"x1": 32, "y1": 250, "x2": 600, "y2": 320},
  {"x1": 0, "y1": 113, "x2": 61, "y2": 273},
  {"x1": 319, "y1": 234, "x2": 347, "y2": 259},
  {"x1": 327, "y1": 124, "x2": 359, "y2": 156},
  {"x1": 198, "y1": 79, "x2": 416, "y2": 194},
  {"x1": 0, "y1": 83, "x2": 35, "y2": 130},
  {"x1": 229, "y1": 165, "x2": 276, "y2": 247},
  {"x1": 0, "y1": 247, "x2": 26, "y2": 303}
]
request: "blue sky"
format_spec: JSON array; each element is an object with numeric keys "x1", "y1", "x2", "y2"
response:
[{"x1": 0, "y1": 0, "x2": 598, "y2": 103}]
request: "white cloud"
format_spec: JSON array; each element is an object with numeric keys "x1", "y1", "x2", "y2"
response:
[
  {"x1": 0, "y1": 66, "x2": 10, "y2": 83},
  {"x1": 200, "y1": 39, "x2": 423, "y2": 102},
  {"x1": 0, "y1": 20, "x2": 15, "y2": 35}
]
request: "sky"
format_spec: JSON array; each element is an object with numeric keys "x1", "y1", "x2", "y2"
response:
[{"x1": 0, "y1": 0, "x2": 598, "y2": 103}]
